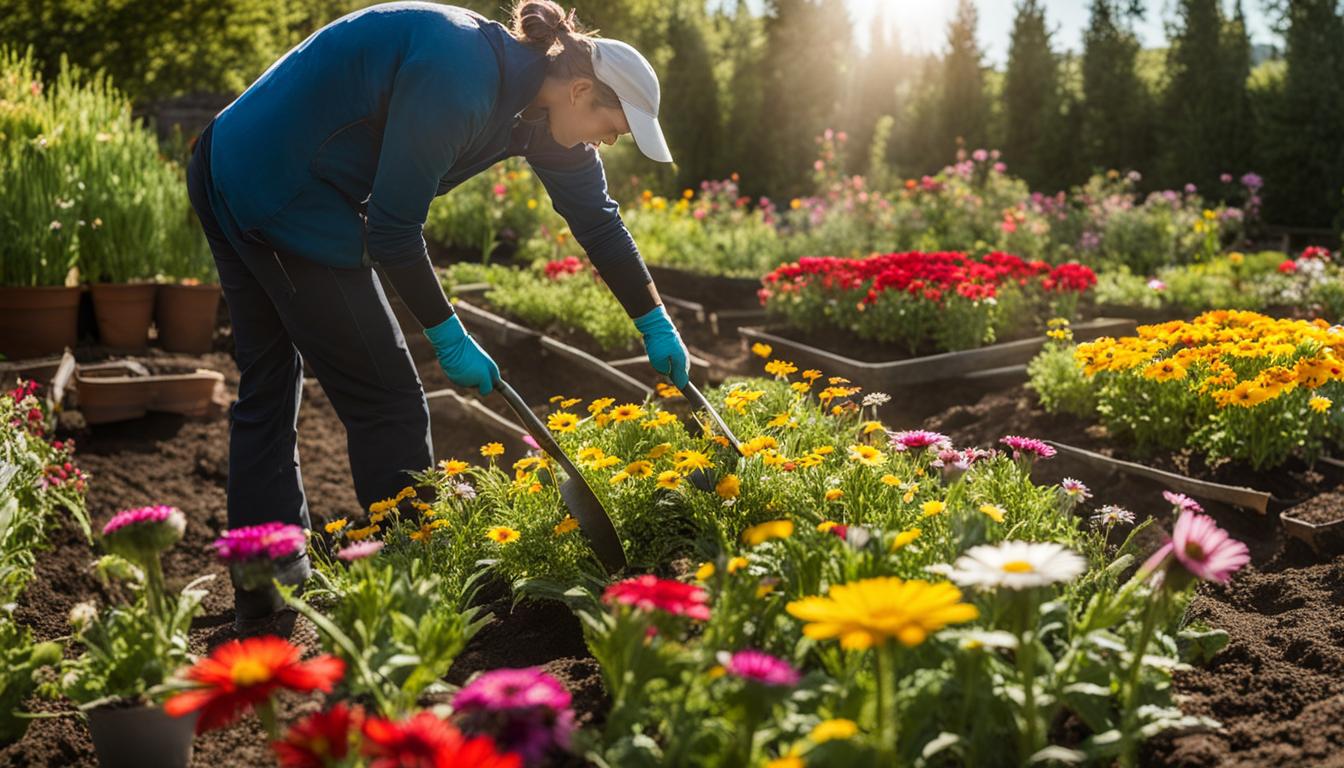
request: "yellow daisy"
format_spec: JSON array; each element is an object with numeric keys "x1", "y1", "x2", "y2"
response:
[
  {"x1": 656, "y1": 470, "x2": 682, "y2": 489},
  {"x1": 439, "y1": 459, "x2": 469, "y2": 476},
  {"x1": 486, "y1": 526, "x2": 521, "y2": 544},
  {"x1": 610, "y1": 403, "x2": 646, "y2": 422},
  {"x1": 480, "y1": 442, "x2": 504, "y2": 458},
  {"x1": 554, "y1": 517, "x2": 579, "y2": 535},
  {"x1": 547, "y1": 411, "x2": 579, "y2": 432}
]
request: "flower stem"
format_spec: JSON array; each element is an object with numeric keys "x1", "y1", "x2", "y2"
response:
[
  {"x1": 1119, "y1": 590, "x2": 1163, "y2": 768},
  {"x1": 1015, "y1": 593, "x2": 1041, "y2": 763},
  {"x1": 256, "y1": 699, "x2": 279, "y2": 741},
  {"x1": 875, "y1": 641, "x2": 899, "y2": 758}
]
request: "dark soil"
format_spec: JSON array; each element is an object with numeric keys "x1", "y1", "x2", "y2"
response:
[
  {"x1": 1, "y1": 346, "x2": 599, "y2": 767},
  {"x1": 645, "y1": 264, "x2": 761, "y2": 312},
  {"x1": 920, "y1": 385, "x2": 1344, "y2": 768},
  {"x1": 1282, "y1": 492, "x2": 1344, "y2": 525}
]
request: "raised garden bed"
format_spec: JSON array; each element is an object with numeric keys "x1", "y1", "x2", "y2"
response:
[
  {"x1": 740, "y1": 316, "x2": 1135, "y2": 394},
  {"x1": 919, "y1": 382, "x2": 1344, "y2": 767},
  {"x1": 1279, "y1": 491, "x2": 1344, "y2": 554}
]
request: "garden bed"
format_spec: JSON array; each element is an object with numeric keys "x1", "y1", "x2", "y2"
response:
[
  {"x1": 916, "y1": 384, "x2": 1344, "y2": 767},
  {"x1": 0, "y1": 350, "x2": 601, "y2": 768},
  {"x1": 740, "y1": 317, "x2": 1135, "y2": 421}
]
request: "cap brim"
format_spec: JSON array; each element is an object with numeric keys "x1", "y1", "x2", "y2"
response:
[{"x1": 620, "y1": 99, "x2": 673, "y2": 163}]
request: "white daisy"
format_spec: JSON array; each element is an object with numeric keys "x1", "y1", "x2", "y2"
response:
[{"x1": 936, "y1": 541, "x2": 1086, "y2": 590}]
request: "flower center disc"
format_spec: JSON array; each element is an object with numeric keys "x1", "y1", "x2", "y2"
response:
[
  {"x1": 1001, "y1": 560, "x2": 1035, "y2": 573},
  {"x1": 231, "y1": 658, "x2": 273, "y2": 687}
]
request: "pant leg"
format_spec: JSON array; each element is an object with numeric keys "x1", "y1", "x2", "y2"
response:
[
  {"x1": 252, "y1": 253, "x2": 433, "y2": 512},
  {"x1": 187, "y1": 138, "x2": 309, "y2": 531}
]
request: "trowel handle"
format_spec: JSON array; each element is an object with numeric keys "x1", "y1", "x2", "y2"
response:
[{"x1": 494, "y1": 378, "x2": 565, "y2": 460}]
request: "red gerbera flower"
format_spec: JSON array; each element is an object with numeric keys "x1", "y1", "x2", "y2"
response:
[
  {"x1": 164, "y1": 636, "x2": 345, "y2": 733},
  {"x1": 601, "y1": 575, "x2": 711, "y2": 620},
  {"x1": 361, "y1": 712, "x2": 520, "y2": 768},
  {"x1": 272, "y1": 702, "x2": 361, "y2": 768}
]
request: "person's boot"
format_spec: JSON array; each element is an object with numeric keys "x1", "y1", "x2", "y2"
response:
[{"x1": 232, "y1": 550, "x2": 312, "y2": 634}]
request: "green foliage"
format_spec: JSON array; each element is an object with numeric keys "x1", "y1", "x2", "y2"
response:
[
  {"x1": 0, "y1": 49, "x2": 208, "y2": 286},
  {"x1": 61, "y1": 563, "x2": 210, "y2": 707},
  {"x1": 1002, "y1": 0, "x2": 1061, "y2": 187},
  {"x1": 443, "y1": 260, "x2": 641, "y2": 353},
  {"x1": 0, "y1": 382, "x2": 89, "y2": 605},
  {"x1": 424, "y1": 159, "x2": 562, "y2": 259},
  {"x1": 292, "y1": 556, "x2": 489, "y2": 717},
  {"x1": 1260, "y1": 0, "x2": 1344, "y2": 227},
  {"x1": 0, "y1": 615, "x2": 61, "y2": 745},
  {"x1": 1080, "y1": 1, "x2": 1154, "y2": 177},
  {"x1": 940, "y1": 0, "x2": 989, "y2": 156},
  {"x1": 1028, "y1": 339, "x2": 1098, "y2": 417}
]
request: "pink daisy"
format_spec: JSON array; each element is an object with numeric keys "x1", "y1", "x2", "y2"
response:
[{"x1": 1141, "y1": 509, "x2": 1250, "y2": 585}]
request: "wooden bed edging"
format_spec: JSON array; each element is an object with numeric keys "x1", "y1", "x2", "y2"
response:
[
  {"x1": 738, "y1": 317, "x2": 1137, "y2": 390},
  {"x1": 1045, "y1": 440, "x2": 1271, "y2": 514}
]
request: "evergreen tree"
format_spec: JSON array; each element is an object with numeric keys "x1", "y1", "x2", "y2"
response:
[
  {"x1": 1263, "y1": 0, "x2": 1344, "y2": 226},
  {"x1": 753, "y1": 0, "x2": 851, "y2": 196},
  {"x1": 939, "y1": 0, "x2": 989, "y2": 155},
  {"x1": 1080, "y1": 0, "x2": 1152, "y2": 177},
  {"x1": 662, "y1": 7, "x2": 722, "y2": 189},
  {"x1": 723, "y1": 0, "x2": 769, "y2": 193},
  {"x1": 1158, "y1": 0, "x2": 1250, "y2": 191},
  {"x1": 1002, "y1": 0, "x2": 1059, "y2": 187}
]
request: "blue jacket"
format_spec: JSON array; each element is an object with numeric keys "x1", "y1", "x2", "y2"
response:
[{"x1": 207, "y1": 2, "x2": 646, "y2": 293}]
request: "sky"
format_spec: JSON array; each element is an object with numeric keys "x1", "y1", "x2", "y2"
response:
[{"x1": 842, "y1": 0, "x2": 1280, "y2": 65}]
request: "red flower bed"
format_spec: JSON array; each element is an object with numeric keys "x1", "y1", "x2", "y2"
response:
[{"x1": 759, "y1": 251, "x2": 1094, "y2": 354}]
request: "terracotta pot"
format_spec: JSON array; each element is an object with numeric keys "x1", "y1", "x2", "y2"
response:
[
  {"x1": 75, "y1": 363, "x2": 227, "y2": 424},
  {"x1": 86, "y1": 703, "x2": 197, "y2": 768},
  {"x1": 0, "y1": 285, "x2": 81, "y2": 359},
  {"x1": 155, "y1": 283, "x2": 221, "y2": 353},
  {"x1": 90, "y1": 283, "x2": 157, "y2": 350}
]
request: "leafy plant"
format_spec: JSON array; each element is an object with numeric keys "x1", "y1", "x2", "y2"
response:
[{"x1": 0, "y1": 614, "x2": 61, "y2": 744}]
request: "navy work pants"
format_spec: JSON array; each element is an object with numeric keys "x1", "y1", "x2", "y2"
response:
[{"x1": 186, "y1": 119, "x2": 432, "y2": 530}]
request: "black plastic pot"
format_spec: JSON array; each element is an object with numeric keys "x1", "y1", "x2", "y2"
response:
[{"x1": 86, "y1": 703, "x2": 198, "y2": 768}]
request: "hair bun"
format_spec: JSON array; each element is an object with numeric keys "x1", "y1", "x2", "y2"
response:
[{"x1": 512, "y1": 0, "x2": 576, "y2": 50}]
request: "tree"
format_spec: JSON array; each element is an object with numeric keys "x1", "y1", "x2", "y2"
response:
[
  {"x1": 1262, "y1": 0, "x2": 1344, "y2": 226},
  {"x1": 1002, "y1": 0, "x2": 1059, "y2": 187},
  {"x1": 1156, "y1": 0, "x2": 1251, "y2": 191},
  {"x1": 722, "y1": 0, "x2": 769, "y2": 193},
  {"x1": 939, "y1": 0, "x2": 989, "y2": 155},
  {"x1": 750, "y1": 0, "x2": 851, "y2": 196},
  {"x1": 1080, "y1": 0, "x2": 1152, "y2": 176},
  {"x1": 661, "y1": 7, "x2": 722, "y2": 189}
]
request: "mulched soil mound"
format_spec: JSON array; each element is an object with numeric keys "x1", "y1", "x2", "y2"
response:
[
  {"x1": 1, "y1": 348, "x2": 597, "y2": 767},
  {"x1": 920, "y1": 384, "x2": 1344, "y2": 768}
]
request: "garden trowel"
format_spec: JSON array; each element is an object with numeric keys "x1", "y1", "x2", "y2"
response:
[
  {"x1": 675, "y1": 379, "x2": 746, "y2": 492},
  {"x1": 493, "y1": 376, "x2": 627, "y2": 573}
]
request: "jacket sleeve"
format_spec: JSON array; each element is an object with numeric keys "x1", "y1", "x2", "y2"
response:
[
  {"x1": 365, "y1": 52, "x2": 496, "y2": 268},
  {"x1": 527, "y1": 141, "x2": 658, "y2": 318}
]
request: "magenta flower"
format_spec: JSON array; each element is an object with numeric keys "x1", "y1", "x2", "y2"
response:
[
  {"x1": 453, "y1": 667, "x2": 572, "y2": 712},
  {"x1": 1162, "y1": 490, "x2": 1203, "y2": 515},
  {"x1": 101, "y1": 505, "x2": 185, "y2": 560},
  {"x1": 452, "y1": 667, "x2": 576, "y2": 762},
  {"x1": 102, "y1": 504, "x2": 183, "y2": 537},
  {"x1": 1140, "y1": 509, "x2": 1250, "y2": 586},
  {"x1": 888, "y1": 430, "x2": 951, "y2": 453},
  {"x1": 1000, "y1": 435, "x2": 1056, "y2": 461},
  {"x1": 719, "y1": 649, "x2": 800, "y2": 687},
  {"x1": 336, "y1": 540, "x2": 384, "y2": 562},
  {"x1": 212, "y1": 522, "x2": 306, "y2": 562}
]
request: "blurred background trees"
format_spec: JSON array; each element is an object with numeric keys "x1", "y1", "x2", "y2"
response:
[{"x1": 2, "y1": 0, "x2": 1342, "y2": 230}]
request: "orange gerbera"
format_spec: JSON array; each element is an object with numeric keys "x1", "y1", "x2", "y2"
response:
[{"x1": 165, "y1": 636, "x2": 345, "y2": 733}]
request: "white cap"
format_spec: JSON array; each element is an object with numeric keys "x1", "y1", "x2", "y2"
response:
[{"x1": 590, "y1": 38, "x2": 673, "y2": 163}]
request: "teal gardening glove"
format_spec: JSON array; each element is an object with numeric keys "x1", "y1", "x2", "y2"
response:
[
  {"x1": 634, "y1": 305, "x2": 690, "y2": 389},
  {"x1": 424, "y1": 315, "x2": 500, "y2": 396}
]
